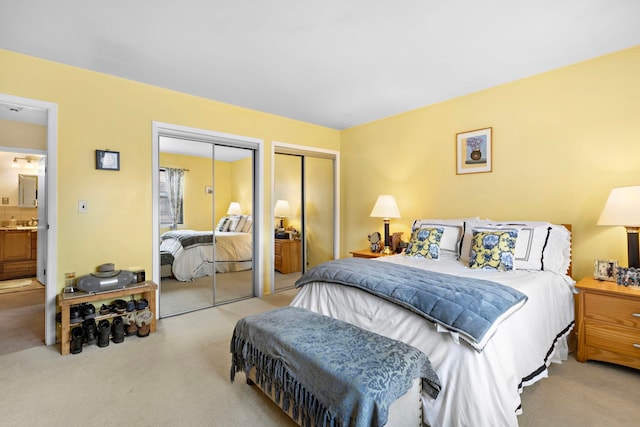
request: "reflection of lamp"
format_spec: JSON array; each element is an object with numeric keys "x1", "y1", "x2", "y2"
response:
[
  {"x1": 598, "y1": 186, "x2": 640, "y2": 268},
  {"x1": 274, "y1": 199, "x2": 291, "y2": 230},
  {"x1": 226, "y1": 202, "x2": 242, "y2": 215},
  {"x1": 370, "y1": 195, "x2": 401, "y2": 255}
]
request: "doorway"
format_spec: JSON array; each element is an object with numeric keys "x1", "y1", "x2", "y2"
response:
[
  {"x1": 152, "y1": 122, "x2": 263, "y2": 317},
  {"x1": 272, "y1": 143, "x2": 339, "y2": 292},
  {"x1": 0, "y1": 93, "x2": 58, "y2": 347}
]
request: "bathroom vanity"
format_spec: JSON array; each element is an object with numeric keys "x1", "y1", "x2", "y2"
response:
[{"x1": 0, "y1": 228, "x2": 37, "y2": 280}]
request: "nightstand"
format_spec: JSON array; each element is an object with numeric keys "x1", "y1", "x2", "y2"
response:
[
  {"x1": 350, "y1": 249, "x2": 389, "y2": 259},
  {"x1": 575, "y1": 276, "x2": 640, "y2": 370},
  {"x1": 274, "y1": 239, "x2": 301, "y2": 274}
]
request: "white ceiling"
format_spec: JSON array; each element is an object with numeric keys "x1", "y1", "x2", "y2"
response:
[{"x1": 0, "y1": 1, "x2": 639, "y2": 130}]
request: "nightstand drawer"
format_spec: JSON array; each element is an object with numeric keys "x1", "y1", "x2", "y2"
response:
[
  {"x1": 585, "y1": 321, "x2": 640, "y2": 359},
  {"x1": 584, "y1": 292, "x2": 640, "y2": 328}
]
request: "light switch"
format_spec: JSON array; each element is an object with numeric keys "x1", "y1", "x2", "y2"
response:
[{"x1": 78, "y1": 200, "x2": 88, "y2": 213}]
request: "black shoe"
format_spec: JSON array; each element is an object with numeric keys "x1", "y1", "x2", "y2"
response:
[
  {"x1": 81, "y1": 303, "x2": 96, "y2": 319},
  {"x1": 97, "y1": 319, "x2": 111, "y2": 347},
  {"x1": 70, "y1": 327, "x2": 84, "y2": 354},
  {"x1": 136, "y1": 298, "x2": 149, "y2": 310},
  {"x1": 83, "y1": 319, "x2": 98, "y2": 345},
  {"x1": 126, "y1": 299, "x2": 136, "y2": 312},
  {"x1": 70, "y1": 306, "x2": 82, "y2": 324},
  {"x1": 111, "y1": 316, "x2": 125, "y2": 343},
  {"x1": 112, "y1": 300, "x2": 127, "y2": 315},
  {"x1": 99, "y1": 304, "x2": 111, "y2": 315}
]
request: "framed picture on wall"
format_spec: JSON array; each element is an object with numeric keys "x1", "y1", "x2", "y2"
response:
[
  {"x1": 95, "y1": 150, "x2": 120, "y2": 171},
  {"x1": 456, "y1": 127, "x2": 492, "y2": 175}
]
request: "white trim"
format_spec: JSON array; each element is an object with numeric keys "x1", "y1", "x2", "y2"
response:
[
  {"x1": 151, "y1": 121, "x2": 264, "y2": 310},
  {"x1": 271, "y1": 141, "x2": 340, "y2": 294},
  {"x1": 0, "y1": 94, "x2": 58, "y2": 346}
]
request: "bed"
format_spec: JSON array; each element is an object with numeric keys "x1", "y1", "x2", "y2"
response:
[
  {"x1": 291, "y1": 218, "x2": 575, "y2": 427},
  {"x1": 160, "y1": 215, "x2": 253, "y2": 281}
]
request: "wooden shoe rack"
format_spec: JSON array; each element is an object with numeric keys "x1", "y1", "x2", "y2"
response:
[{"x1": 57, "y1": 281, "x2": 158, "y2": 355}]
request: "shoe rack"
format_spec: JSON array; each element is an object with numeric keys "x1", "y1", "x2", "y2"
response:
[{"x1": 57, "y1": 281, "x2": 158, "y2": 355}]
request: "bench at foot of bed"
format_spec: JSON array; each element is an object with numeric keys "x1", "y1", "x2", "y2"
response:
[{"x1": 230, "y1": 306, "x2": 440, "y2": 427}]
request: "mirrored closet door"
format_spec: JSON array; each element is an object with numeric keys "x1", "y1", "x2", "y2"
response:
[
  {"x1": 158, "y1": 134, "x2": 256, "y2": 317},
  {"x1": 273, "y1": 151, "x2": 335, "y2": 291}
]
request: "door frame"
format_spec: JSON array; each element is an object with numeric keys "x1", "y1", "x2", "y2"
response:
[
  {"x1": 151, "y1": 121, "x2": 265, "y2": 308},
  {"x1": 271, "y1": 141, "x2": 340, "y2": 294},
  {"x1": 0, "y1": 93, "x2": 58, "y2": 346}
]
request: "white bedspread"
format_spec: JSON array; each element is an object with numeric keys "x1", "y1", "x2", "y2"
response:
[
  {"x1": 290, "y1": 255, "x2": 575, "y2": 427},
  {"x1": 160, "y1": 231, "x2": 252, "y2": 281}
]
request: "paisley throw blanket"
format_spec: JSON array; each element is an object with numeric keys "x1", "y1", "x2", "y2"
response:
[
  {"x1": 295, "y1": 258, "x2": 528, "y2": 351},
  {"x1": 160, "y1": 230, "x2": 213, "y2": 249},
  {"x1": 230, "y1": 307, "x2": 440, "y2": 427}
]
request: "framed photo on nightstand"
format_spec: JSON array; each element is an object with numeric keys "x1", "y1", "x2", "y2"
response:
[{"x1": 593, "y1": 259, "x2": 617, "y2": 281}]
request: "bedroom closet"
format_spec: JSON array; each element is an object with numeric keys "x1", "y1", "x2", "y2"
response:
[
  {"x1": 273, "y1": 148, "x2": 337, "y2": 291},
  {"x1": 155, "y1": 125, "x2": 259, "y2": 317}
]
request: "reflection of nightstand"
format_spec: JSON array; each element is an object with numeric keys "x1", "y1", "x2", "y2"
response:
[
  {"x1": 275, "y1": 239, "x2": 301, "y2": 274},
  {"x1": 575, "y1": 277, "x2": 640, "y2": 370},
  {"x1": 350, "y1": 249, "x2": 388, "y2": 259}
]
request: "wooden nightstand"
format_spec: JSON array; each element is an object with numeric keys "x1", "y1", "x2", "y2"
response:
[
  {"x1": 575, "y1": 276, "x2": 640, "y2": 370},
  {"x1": 350, "y1": 249, "x2": 389, "y2": 259},
  {"x1": 274, "y1": 239, "x2": 301, "y2": 274}
]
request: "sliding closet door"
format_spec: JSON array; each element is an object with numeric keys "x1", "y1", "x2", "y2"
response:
[
  {"x1": 212, "y1": 144, "x2": 255, "y2": 304},
  {"x1": 273, "y1": 151, "x2": 336, "y2": 291},
  {"x1": 303, "y1": 156, "x2": 334, "y2": 269},
  {"x1": 158, "y1": 134, "x2": 256, "y2": 318}
]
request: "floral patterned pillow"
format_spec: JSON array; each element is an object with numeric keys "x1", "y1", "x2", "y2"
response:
[
  {"x1": 404, "y1": 227, "x2": 444, "y2": 259},
  {"x1": 469, "y1": 229, "x2": 518, "y2": 271}
]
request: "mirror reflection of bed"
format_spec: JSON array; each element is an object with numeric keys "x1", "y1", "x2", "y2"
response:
[{"x1": 158, "y1": 136, "x2": 256, "y2": 317}]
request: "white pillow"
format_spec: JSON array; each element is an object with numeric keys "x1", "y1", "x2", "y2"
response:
[
  {"x1": 241, "y1": 216, "x2": 253, "y2": 233},
  {"x1": 226, "y1": 216, "x2": 241, "y2": 232},
  {"x1": 461, "y1": 220, "x2": 571, "y2": 274},
  {"x1": 488, "y1": 221, "x2": 551, "y2": 271},
  {"x1": 543, "y1": 224, "x2": 572, "y2": 275},
  {"x1": 235, "y1": 215, "x2": 248, "y2": 233},
  {"x1": 459, "y1": 219, "x2": 494, "y2": 263},
  {"x1": 216, "y1": 217, "x2": 230, "y2": 232},
  {"x1": 411, "y1": 218, "x2": 478, "y2": 259}
]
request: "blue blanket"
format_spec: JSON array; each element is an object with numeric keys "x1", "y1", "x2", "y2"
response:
[
  {"x1": 295, "y1": 258, "x2": 528, "y2": 351},
  {"x1": 230, "y1": 307, "x2": 440, "y2": 427}
]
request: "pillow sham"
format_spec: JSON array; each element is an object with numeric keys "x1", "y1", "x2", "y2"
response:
[
  {"x1": 216, "y1": 217, "x2": 230, "y2": 232},
  {"x1": 241, "y1": 216, "x2": 253, "y2": 233},
  {"x1": 469, "y1": 229, "x2": 518, "y2": 271},
  {"x1": 404, "y1": 227, "x2": 444, "y2": 259},
  {"x1": 543, "y1": 224, "x2": 572, "y2": 275},
  {"x1": 235, "y1": 215, "x2": 248, "y2": 233}
]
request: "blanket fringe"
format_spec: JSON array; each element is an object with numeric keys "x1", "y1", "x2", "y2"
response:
[{"x1": 230, "y1": 332, "x2": 341, "y2": 427}]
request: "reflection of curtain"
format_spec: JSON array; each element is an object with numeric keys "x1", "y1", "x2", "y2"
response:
[{"x1": 165, "y1": 168, "x2": 184, "y2": 230}]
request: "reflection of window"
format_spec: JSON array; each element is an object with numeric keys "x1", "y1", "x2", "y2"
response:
[{"x1": 159, "y1": 168, "x2": 183, "y2": 226}]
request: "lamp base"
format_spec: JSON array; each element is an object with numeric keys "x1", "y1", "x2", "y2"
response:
[
  {"x1": 382, "y1": 246, "x2": 394, "y2": 255},
  {"x1": 627, "y1": 227, "x2": 640, "y2": 268}
]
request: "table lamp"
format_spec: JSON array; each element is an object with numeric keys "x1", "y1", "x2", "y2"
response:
[
  {"x1": 370, "y1": 195, "x2": 401, "y2": 254},
  {"x1": 227, "y1": 202, "x2": 242, "y2": 215},
  {"x1": 597, "y1": 186, "x2": 640, "y2": 268},
  {"x1": 274, "y1": 199, "x2": 291, "y2": 230}
]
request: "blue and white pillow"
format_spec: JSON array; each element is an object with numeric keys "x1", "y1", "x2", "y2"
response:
[
  {"x1": 404, "y1": 227, "x2": 444, "y2": 259},
  {"x1": 469, "y1": 229, "x2": 518, "y2": 271}
]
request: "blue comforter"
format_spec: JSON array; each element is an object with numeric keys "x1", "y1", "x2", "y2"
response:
[{"x1": 295, "y1": 258, "x2": 528, "y2": 351}]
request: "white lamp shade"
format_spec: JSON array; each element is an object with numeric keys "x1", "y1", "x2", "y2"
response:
[
  {"x1": 369, "y1": 195, "x2": 401, "y2": 219},
  {"x1": 598, "y1": 186, "x2": 640, "y2": 226},
  {"x1": 274, "y1": 199, "x2": 291, "y2": 217},
  {"x1": 226, "y1": 202, "x2": 242, "y2": 215}
]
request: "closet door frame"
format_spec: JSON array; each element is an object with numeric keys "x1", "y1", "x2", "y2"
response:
[
  {"x1": 152, "y1": 121, "x2": 265, "y2": 311},
  {"x1": 271, "y1": 141, "x2": 340, "y2": 294}
]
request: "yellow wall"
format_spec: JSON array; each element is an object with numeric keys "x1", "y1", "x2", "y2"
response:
[
  {"x1": 0, "y1": 49, "x2": 340, "y2": 293},
  {"x1": 229, "y1": 156, "x2": 254, "y2": 217},
  {"x1": 341, "y1": 46, "x2": 640, "y2": 279}
]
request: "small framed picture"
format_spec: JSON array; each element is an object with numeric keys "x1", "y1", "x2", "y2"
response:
[
  {"x1": 593, "y1": 259, "x2": 617, "y2": 281},
  {"x1": 456, "y1": 127, "x2": 492, "y2": 175},
  {"x1": 95, "y1": 150, "x2": 120, "y2": 170}
]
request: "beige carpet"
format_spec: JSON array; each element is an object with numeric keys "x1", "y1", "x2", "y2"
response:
[{"x1": 1, "y1": 288, "x2": 639, "y2": 426}]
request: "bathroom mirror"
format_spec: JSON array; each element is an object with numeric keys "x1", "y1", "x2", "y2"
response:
[{"x1": 18, "y1": 174, "x2": 37, "y2": 208}]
